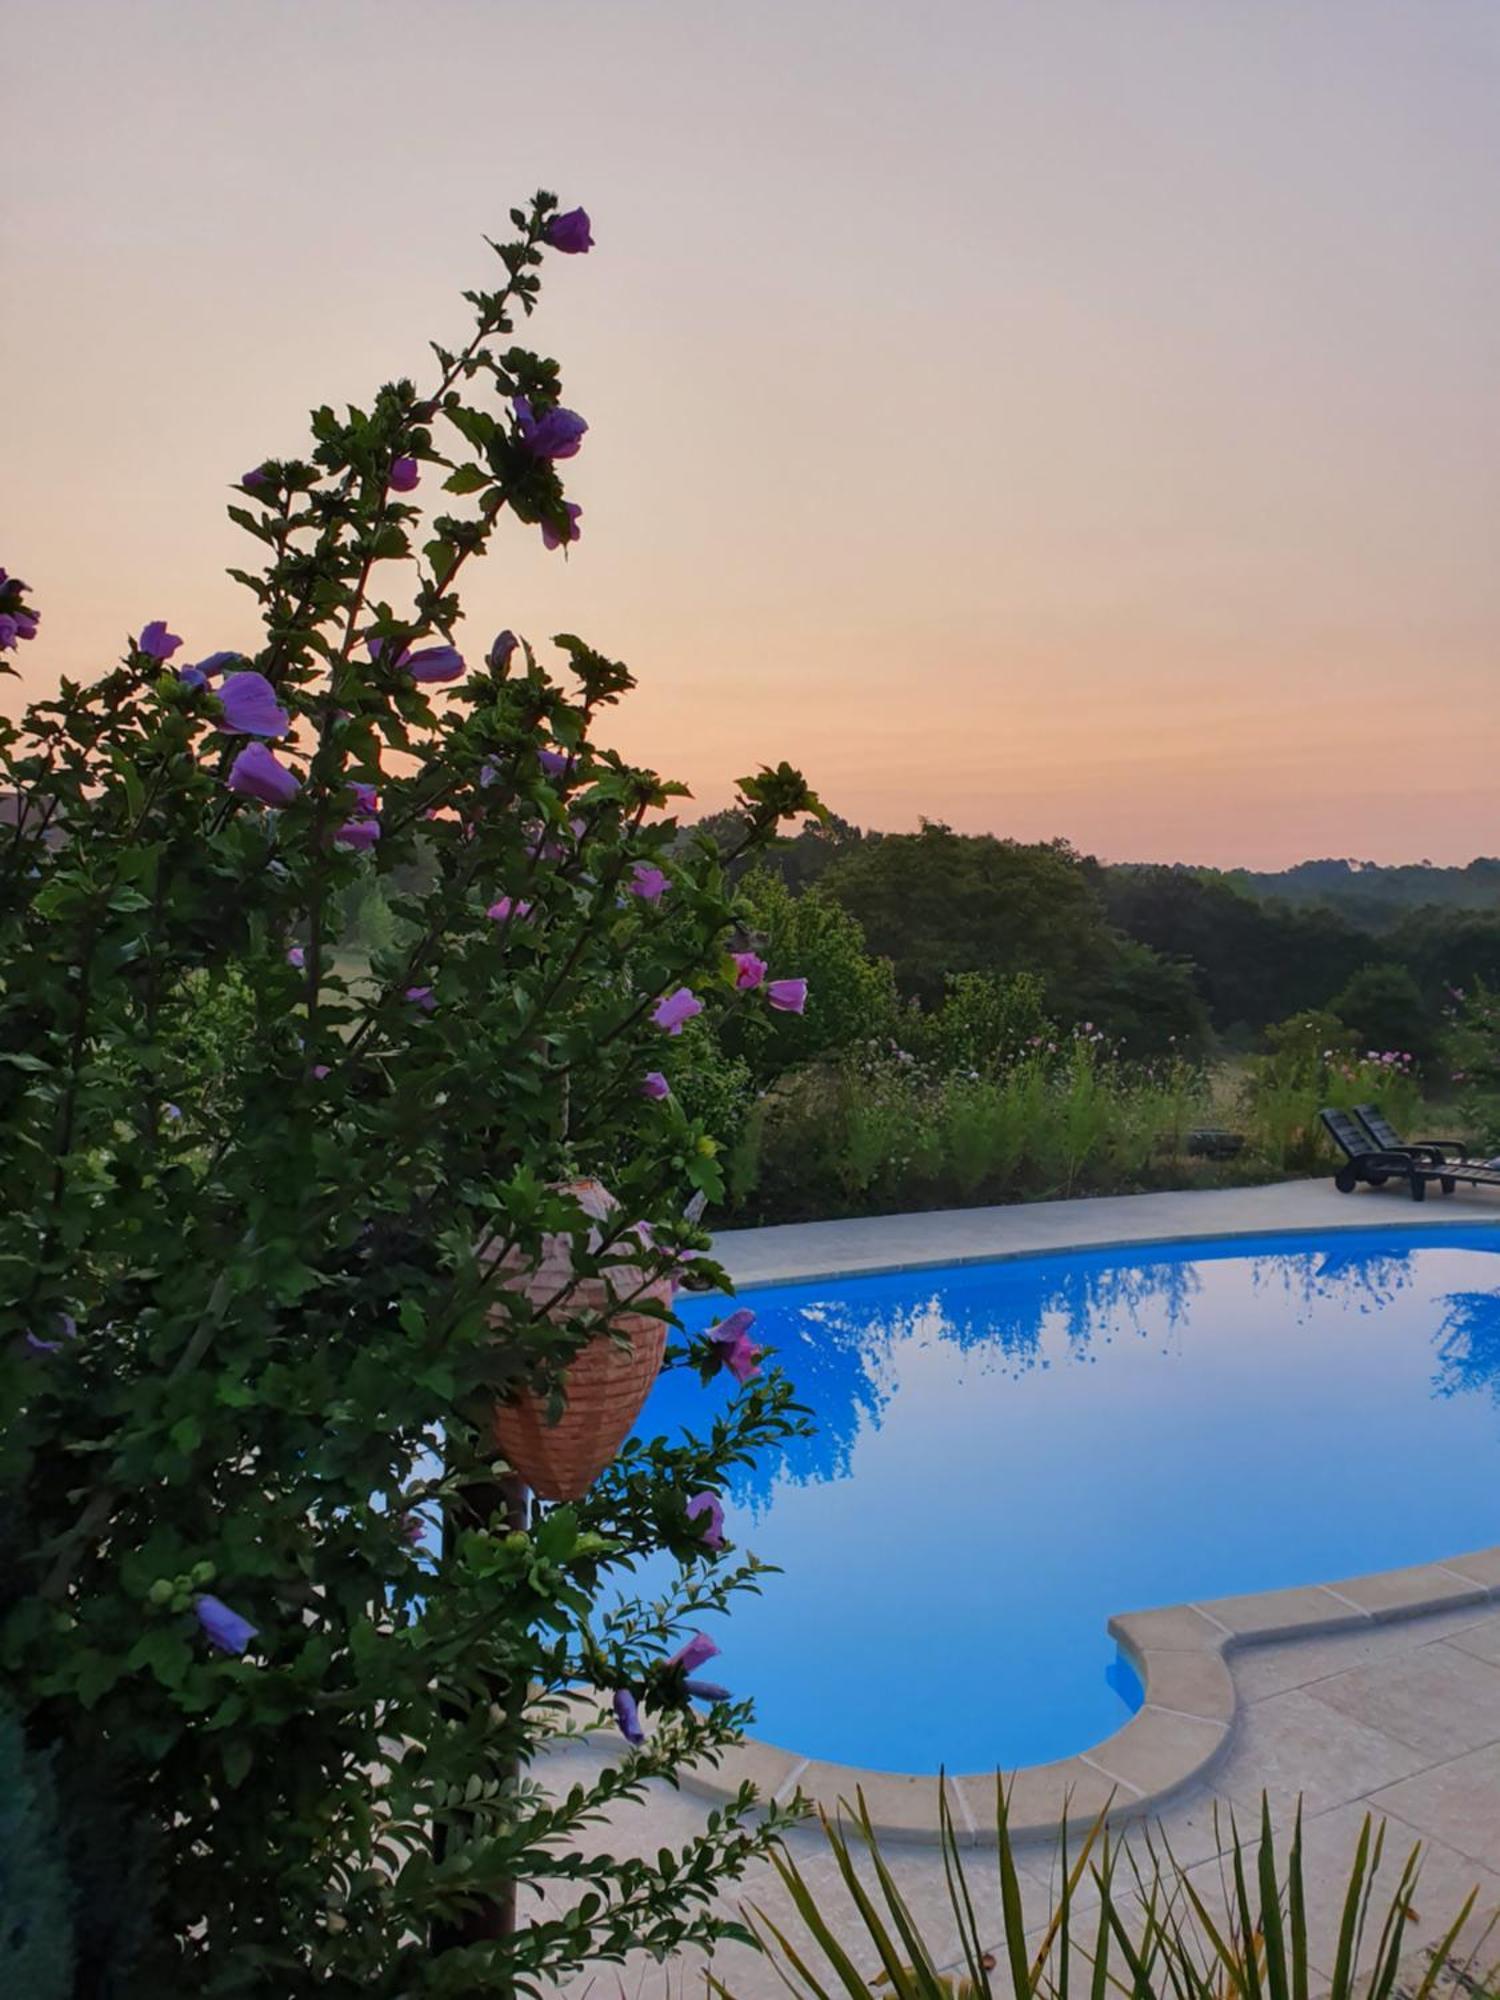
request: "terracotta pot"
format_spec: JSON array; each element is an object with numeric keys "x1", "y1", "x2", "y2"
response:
[{"x1": 486, "y1": 1179, "x2": 675, "y2": 1501}]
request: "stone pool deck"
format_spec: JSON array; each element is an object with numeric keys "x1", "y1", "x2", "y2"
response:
[{"x1": 548, "y1": 1179, "x2": 1500, "y2": 1995}]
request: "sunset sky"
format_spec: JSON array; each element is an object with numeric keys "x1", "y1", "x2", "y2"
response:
[{"x1": 4, "y1": 0, "x2": 1497, "y2": 868}]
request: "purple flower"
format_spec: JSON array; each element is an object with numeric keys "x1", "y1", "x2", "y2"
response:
[
  {"x1": 138, "y1": 620, "x2": 182, "y2": 661},
  {"x1": 710, "y1": 1307, "x2": 763, "y2": 1386},
  {"x1": 227, "y1": 742, "x2": 300, "y2": 807},
  {"x1": 398, "y1": 1513, "x2": 426, "y2": 1548},
  {"x1": 405, "y1": 985, "x2": 436, "y2": 1012},
  {"x1": 194, "y1": 1594, "x2": 259, "y2": 1655},
  {"x1": 195, "y1": 651, "x2": 244, "y2": 679},
  {"x1": 612, "y1": 1689, "x2": 645, "y2": 1746},
  {"x1": 13, "y1": 612, "x2": 37, "y2": 641},
  {"x1": 241, "y1": 465, "x2": 270, "y2": 490},
  {"x1": 349, "y1": 781, "x2": 378, "y2": 814},
  {"x1": 541, "y1": 503, "x2": 583, "y2": 551},
  {"x1": 629, "y1": 862, "x2": 668, "y2": 903},
  {"x1": 686, "y1": 1491, "x2": 725, "y2": 1550},
  {"x1": 667, "y1": 1631, "x2": 720, "y2": 1677},
  {"x1": 640, "y1": 1071, "x2": 670, "y2": 1101},
  {"x1": 388, "y1": 456, "x2": 420, "y2": 492},
  {"x1": 311, "y1": 1064, "x2": 331, "y2": 1081},
  {"x1": 513, "y1": 396, "x2": 588, "y2": 461},
  {"x1": 538, "y1": 748, "x2": 570, "y2": 779},
  {"x1": 23, "y1": 1332, "x2": 62, "y2": 1356},
  {"x1": 732, "y1": 952, "x2": 767, "y2": 991},
  {"x1": 682, "y1": 1679, "x2": 731, "y2": 1702},
  {"x1": 217, "y1": 670, "x2": 290, "y2": 739},
  {"x1": 487, "y1": 896, "x2": 533, "y2": 924},
  {"x1": 767, "y1": 978, "x2": 808, "y2": 1016},
  {"x1": 487, "y1": 630, "x2": 519, "y2": 671},
  {"x1": 543, "y1": 207, "x2": 594, "y2": 254},
  {"x1": 286, "y1": 945, "x2": 305, "y2": 969},
  {"x1": 335, "y1": 819, "x2": 380, "y2": 850},
  {"x1": 652, "y1": 988, "x2": 703, "y2": 1035},
  {"x1": 404, "y1": 646, "x2": 466, "y2": 684},
  {"x1": 0, "y1": 616, "x2": 18, "y2": 650}
]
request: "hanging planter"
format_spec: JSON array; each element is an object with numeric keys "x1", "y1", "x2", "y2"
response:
[{"x1": 485, "y1": 1179, "x2": 676, "y2": 1501}]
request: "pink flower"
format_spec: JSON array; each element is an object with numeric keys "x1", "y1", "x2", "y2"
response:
[
  {"x1": 286, "y1": 946, "x2": 305, "y2": 969},
  {"x1": 667, "y1": 1631, "x2": 720, "y2": 1677},
  {"x1": 311, "y1": 1064, "x2": 331, "y2": 1081},
  {"x1": 766, "y1": 978, "x2": 807, "y2": 1016},
  {"x1": 334, "y1": 819, "x2": 380, "y2": 850},
  {"x1": 630, "y1": 862, "x2": 668, "y2": 902},
  {"x1": 404, "y1": 646, "x2": 465, "y2": 684},
  {"x1": 640, "y1": 1071, "x2": 670, "y2": 1100},
  {"x1": 543, "y1": 207, "x2": 594, "y2": 254},
  {"x1": 541, "y1": 503, "x2": 582, "y2": 551},
  {"x1": 388, "y1": 456, "x2": 420, "y2": 492},
  {"x1": 227, "y1": 742, "x2": 300, "y2": 807},
  {"x1": 652, "y1": 988, "x2": 702, "y2": 1035},
  {"x1": 216, "y1": 670, "x2": 290, "y2": 738},
  {"x1": 732, "y1": 952, "x2": 767, "y2": 991},
  {"x1": 709, "y1": 1307, "x2": 762, "y2": 1385},
  {"x1": 686, "y1": 1491, "x2": 725, "y2": 1550},
  {"x1": 612, "y1": 1689, "x2": 644, "y2": 1745},
  {"x1": 138, "y1": 620, "x2": 182, "y2": 661},
  {"x1": 513, "y1": 397, "x2": 588, "y2": 461},
  {"x1": 487, "y1": 897, "x2": 533, "y2": 924},
  {"x1": 405, "y1": 985, "x2": 436, "y2": 1012}
]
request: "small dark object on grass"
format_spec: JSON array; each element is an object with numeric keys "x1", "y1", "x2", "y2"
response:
[{"x1": 1185, "y1": 1128, "x2": 1245, "y2": 1160}]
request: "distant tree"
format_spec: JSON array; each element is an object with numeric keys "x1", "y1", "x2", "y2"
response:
[
  {"x1": 679, "y1": 810, "x2": 868, "y2": 892},
  {"x1": 823, "y1": 822, "x2": 1116, "y2": 1013},
  {"x1": 1074, "y1": 938, "x2": 1211, "y2": 1059},
  {"x1": 1331, "y1": 962, "x2": 1436, "y2": 1063},
  {"x1": 1099, "y1": 865, "x2": 1367, "y2": 1034}
]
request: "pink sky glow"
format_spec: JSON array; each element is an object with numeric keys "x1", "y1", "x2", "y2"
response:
[{"x1": 4, "y1": 0, "x2": 1498, "y2": 868}]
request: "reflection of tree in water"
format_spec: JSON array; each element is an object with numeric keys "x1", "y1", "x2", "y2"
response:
[
  {"x1": 1248, "y1": 1246, "x2": 1415, "y2": 1317},
  {"x1": 661, "y1": 1239, "x2": 1449, "y2": 1515},
  {"x1": 712, "y1": 1255, "x2": 1207, "y2": 1510},
  {"x1": 1433, "y1": 1288, "x2": 1500, "y2": 1406}
]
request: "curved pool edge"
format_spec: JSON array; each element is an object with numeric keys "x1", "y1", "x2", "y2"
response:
[
  {"x1": 673, "y1": 1184, "x2": 1500, "y2": 1845},
  {"x1": 713, "y1": 1179, "x2": 1500, "y2": 1294},
  {"x1": 675, "y1": 1544, "x2": 1500, "y2": 1846}
]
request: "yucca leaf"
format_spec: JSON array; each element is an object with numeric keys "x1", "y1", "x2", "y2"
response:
[
  {"x1": 1288, "y1": 1805, "x2": 1309, "y2": 2000},
  {"x1": 1329, "y1": 1814, "x2": 1373, "y2": 2000},
  {"x1": 1258, "y1": 1797, "x2": 1290, "y2": 2000},
  {"x1": 734, "y1": 1897, "x2": 839, "y2": 1999},
  {"x1": 1407, "y1": 1888, "x2": 1479, "y2": 2000},
  {"x1": 847, "y1": 1789, "x2": 947, "y2": 1999},
  {"x1": 994, "y1": 1779, "x2": 1035, "y2": 2000},
  {"x1": 760, "y1": 1843, "x2": 876, "y2": 1999},
  {"x1": 938, "y1": 1777, "x2": 994, "y2": 1999}
]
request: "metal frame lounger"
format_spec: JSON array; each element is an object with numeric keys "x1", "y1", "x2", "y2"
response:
[{"x1": 1320, "y1": 1106, "x2": 1500, "y2": 1203}]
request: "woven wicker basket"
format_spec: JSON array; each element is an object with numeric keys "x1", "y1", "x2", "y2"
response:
[{"x1": 486, "y1": 1179, "x2": 675, "y2": 1501}]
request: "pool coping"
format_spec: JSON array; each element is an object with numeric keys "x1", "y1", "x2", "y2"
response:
[{"x1": 672, "y1": 1187, "x2": 1500, "y2": 1844}]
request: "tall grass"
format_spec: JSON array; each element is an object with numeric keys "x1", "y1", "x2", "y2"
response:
[{"x1": 731, "y1": 1047, "x2": 1220, "y2": 1223}]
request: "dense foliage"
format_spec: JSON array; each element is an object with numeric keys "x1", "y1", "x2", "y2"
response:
[{"x1": 0, "y1": 195, "x2": 826, "y2": 1995}]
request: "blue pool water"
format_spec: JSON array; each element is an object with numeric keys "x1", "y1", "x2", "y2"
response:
[{"x1": 631, "y1": 1228, "x2": 1500, "y2": 1772}]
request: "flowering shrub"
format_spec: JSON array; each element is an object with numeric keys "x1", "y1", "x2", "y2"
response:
[
  {"x1": 0, "y1": 193, "x2": 821, "y2": 1994},
  {"x1": 1445, "y1": 981, "x2": 1500, "y2": 1150}
]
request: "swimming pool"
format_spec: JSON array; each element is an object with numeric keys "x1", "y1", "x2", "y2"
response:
[{"x1": 635, "y1": 1227, "x2": 1500, "y2": 1772}]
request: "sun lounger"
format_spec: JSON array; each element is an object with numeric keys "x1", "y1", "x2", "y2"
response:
[{"x1": 1319, "y1": 1106, "x2": 1500, "y2": 1202}]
